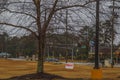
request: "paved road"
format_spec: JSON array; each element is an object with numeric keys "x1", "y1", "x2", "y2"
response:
[
  {"x1": 114, "y1": 64, "x2": 120, "y2": 67},
  {"x1": 8, "y1": 58, "x2": 120, "y2": 67},
  {"x1": 56, "y1": 62, "x2": 120, "y2": 67},
  {"x1": 8, "y1": 58, "x2": 26, "y2": 61}
]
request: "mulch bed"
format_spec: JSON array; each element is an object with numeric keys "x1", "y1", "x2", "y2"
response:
[
  {"x1": 4, "y1": 73, "x2": 66, "y2": 80},
  {"x1": 1, "y1": 73, "x2": 120, "y2": 80}
]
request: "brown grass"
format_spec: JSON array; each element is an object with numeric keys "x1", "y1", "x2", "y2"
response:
[{"x1": 0, "y1": 59, "x2": 120, "y2": 79}]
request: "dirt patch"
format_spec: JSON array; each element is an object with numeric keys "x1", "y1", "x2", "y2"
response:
[{"x1": 117, "y1": 76, "x2": 120, "y2": 78}]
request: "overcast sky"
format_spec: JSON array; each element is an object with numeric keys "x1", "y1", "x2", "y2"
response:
[{"x1": 0, "y1": 0, "x2": 120, "y2": 44}]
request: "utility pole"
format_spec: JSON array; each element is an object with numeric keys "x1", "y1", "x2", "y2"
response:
[
  {"x1": 111, "y1": 0, "x2": 115, "y2": 68},
  {"x1": 94, "y1": 0, "x2": 100, "y2": 69},
  {"x1": 65, "y1": 9, "x2": 68, "y2": 63},
  {"x1": 65, "y1": 0, "x2": 70, "y2": 63},
  {"x1": 91, "y1": 0, "x2": 102, "y2": 79}
]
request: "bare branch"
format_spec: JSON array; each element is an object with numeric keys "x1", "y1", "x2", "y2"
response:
[
  {"x1": 42, "y1": 0, "x2": 58, "y2": 33},
  {"x1": 0, "y1": 22, "x2": 38, "y2": 38},
  {"x1": 4, "y1": 8, "x2": 37, "y2": 20},
  {"x1": 55, "y1": 0, "x2": 95, "y2": 12}
]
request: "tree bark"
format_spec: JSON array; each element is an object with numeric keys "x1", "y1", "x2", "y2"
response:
[{"x1": 37, "y1": 38, "x2": 43, "y2": 73}]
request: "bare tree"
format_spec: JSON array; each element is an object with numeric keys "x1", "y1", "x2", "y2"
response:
[{"x1": 0, "y1": 0, "x2": 97, "y2": 73}]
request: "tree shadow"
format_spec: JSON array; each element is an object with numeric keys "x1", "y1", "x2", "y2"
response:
[{"x1": 2, "y1": 73, "x2": 65, "y2": 80}]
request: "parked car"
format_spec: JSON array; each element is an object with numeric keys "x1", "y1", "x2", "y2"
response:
[
  {"x1": 0, "y1": 52, "x2": 11, "y2": 58},
  {"x1": 45, "y1": 58, "x2": 59, "y2": 62}
]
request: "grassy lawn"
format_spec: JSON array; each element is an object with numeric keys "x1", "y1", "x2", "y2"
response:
[{"x1": 0, "y1": 59, "x2": 120, "y2": 79}]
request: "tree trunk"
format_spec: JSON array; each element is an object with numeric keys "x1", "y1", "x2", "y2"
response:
[
  {"x1": 35, "y1": 0, "x2": 58, "y2": 73},
  {"x1": 37, "y1": 34, "x2": 45, "y2": 73}
]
